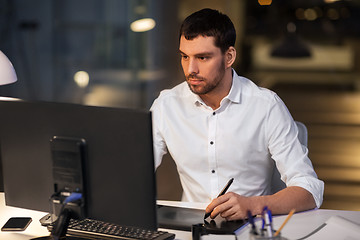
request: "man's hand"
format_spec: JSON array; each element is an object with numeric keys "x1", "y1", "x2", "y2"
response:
[
  {"x1": 205, "y1": 186, "x2": 316, "y2": 221},
  {"x1": 205, "y1": 192, "x2": 252, "y2": 221}
]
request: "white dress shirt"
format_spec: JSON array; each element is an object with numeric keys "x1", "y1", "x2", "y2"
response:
[{"x1": 150, "y1": 70, "x2": 324, "y2": 208}]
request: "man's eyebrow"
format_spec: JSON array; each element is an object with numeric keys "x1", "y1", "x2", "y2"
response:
[{"x1": 178, "y1": 50, "x2": 214, "y2": 56}]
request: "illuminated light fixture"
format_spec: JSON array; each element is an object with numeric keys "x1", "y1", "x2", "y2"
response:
[
  {"x1": 74, "y1": 71, "x2": 89, "y2": 88},
  {"x1": 258, "y1": 0, "x2": 272, "y2": 5},
  {"x1": 130, "y1": 18, "x2": 156, "y2": 32},
  {"x1": 304, "y1": 8, "x2": 318, "y2": 21},
  {"x1": 324, "y1": 0, "x2": 341, "y2": 3},
  {"x1": 0, "y1": 50, "x2": 17, "y2": 85}
]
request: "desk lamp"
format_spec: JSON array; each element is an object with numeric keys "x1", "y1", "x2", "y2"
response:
[
  {"x1": 0, "y1": 50, "x2": 17, "y2": 191},
  {"x1": 0, "y1": 50, "x2": 17, "y2": 85}
]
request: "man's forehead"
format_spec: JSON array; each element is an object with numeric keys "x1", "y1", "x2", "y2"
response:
[{"x1": 179, "y1": 35, "x2": 219, "y2": 54}]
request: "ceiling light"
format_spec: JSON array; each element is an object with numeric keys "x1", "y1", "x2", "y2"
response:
[
  {"x1": 74, "y1": 71, "x2": 89, "y2": 88},
  {"x1": 258, "y1": 0, "x2": 272, "y2": 5},
  {"x1": 130, "y1": 18, "x2": 156, "y2": 32}
]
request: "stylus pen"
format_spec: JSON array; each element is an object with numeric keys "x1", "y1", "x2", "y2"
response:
[{"x1": 204, "y1": 178, "x2": 234, "y2": 219}]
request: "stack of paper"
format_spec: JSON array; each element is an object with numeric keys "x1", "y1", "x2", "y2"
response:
[{"x1": 304, "y1": 215, "x2": 360, "y2": 240}]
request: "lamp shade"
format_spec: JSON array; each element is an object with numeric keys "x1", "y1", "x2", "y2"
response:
[{"x1": 0, "y1": 50, "x2": 17, "y2": 85}]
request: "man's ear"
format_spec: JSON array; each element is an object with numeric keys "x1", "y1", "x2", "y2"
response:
[{"x1": 225, "y1": 46, "x2": 236, "y2": 68}]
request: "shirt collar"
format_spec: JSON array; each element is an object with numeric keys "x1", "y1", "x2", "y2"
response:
[
  {"x1": 190, "y1": 68, "x2": 242, "y2": 107},
  {"x1": 225, "y1": 69, "x2": 241, "y2": 104}
]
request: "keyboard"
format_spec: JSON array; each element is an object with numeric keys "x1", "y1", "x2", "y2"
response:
[{"x1": 50, "y1": 218, "x2": 176, "y2": 240}]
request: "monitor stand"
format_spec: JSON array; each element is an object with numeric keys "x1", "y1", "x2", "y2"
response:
[
  {"x1": 39, "y1": 213, "x2": 56, "y2": 226},
  {"x1": 33, "y1": 208, "x2": 80, "y2": 240}
]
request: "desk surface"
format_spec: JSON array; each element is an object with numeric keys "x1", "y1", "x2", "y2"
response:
[
  {"x1": 0, "y1": 193, "x2": 191, "y2": 240},
  {"x1": 1, "y1": 193, "x2": 359, "y2": 240},
  {"x1": 0, "y1": 192, "x2": 49, "y2": 239}
]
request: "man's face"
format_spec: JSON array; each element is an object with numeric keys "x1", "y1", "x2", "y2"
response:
[{"x1": 179, "y1": 35, "x2": 226, "y2": 95}]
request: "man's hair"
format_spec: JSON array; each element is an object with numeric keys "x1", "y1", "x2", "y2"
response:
[{"x1": 179, "y1": 8, "x2": 236, "y2": 53}]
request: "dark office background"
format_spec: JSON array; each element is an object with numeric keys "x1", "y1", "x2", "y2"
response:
[{"x1": 1, "y1": 0, "x2": 360, "y2": 211}]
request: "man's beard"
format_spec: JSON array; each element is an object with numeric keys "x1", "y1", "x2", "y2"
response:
[{"x1": 186, "y1": 61, "x2": 225, "y2": 95}]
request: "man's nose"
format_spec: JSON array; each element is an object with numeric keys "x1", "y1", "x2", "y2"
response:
[{"x1": 187, "y1": 58, "x2": 199, "y2": 75}]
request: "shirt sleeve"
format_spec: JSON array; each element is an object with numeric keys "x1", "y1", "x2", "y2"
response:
[
  {"x1": 266, "y1": 94, "x2": 324, "y2": 208},
  {"x1": 150, "y1": 96, "x2": 168, "y2": 169}
]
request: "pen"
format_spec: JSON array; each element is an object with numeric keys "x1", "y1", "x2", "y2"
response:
[
  {"x1": 204, "y1": 178, "x2": 234, "y2": 219},
  {"x1": 274, "y1": 208, "x2": 295, "y2": 237},
  {"x1": 262, "y1": 206, "x2": 273, "y2": 237},
  {"x1": 247, "y1": 210, "x2": 258, "y2": 235}
]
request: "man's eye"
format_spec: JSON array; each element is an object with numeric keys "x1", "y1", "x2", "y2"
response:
[
  {"x1": 181, "y1": 55, "x2": 189, "y2": 60},
  {"x1": 199, "y1": 56, "x2": 208, "y2": 61}
]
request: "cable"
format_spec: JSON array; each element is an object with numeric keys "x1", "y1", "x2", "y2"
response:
[
  {"x1": 64, "y1": 192, "x2": 83, "y2": 204},
  {"x1": 50, "y1": 191, "x2": 84, "y2": 239}
]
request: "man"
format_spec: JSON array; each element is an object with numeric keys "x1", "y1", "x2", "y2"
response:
[{"x1": 150, "y1": 8, "x2": 324, "y2": 221}]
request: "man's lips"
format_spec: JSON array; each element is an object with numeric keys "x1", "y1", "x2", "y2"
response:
[{"x1": 188, "y1": 78, "x2": 203, "y2": 85}]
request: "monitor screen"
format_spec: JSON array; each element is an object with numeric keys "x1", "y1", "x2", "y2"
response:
[{"x1": 0, "y1": 100, "x2": 157, "y2": 230}]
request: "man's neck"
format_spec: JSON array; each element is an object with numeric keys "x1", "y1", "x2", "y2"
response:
[{"x1": 199, "y1": 69, "x2": 233, "y2": 110}]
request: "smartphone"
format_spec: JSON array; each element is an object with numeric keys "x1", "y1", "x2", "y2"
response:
[{"x1": 1, "y1": 217, "x2": 32, "y2": 231}]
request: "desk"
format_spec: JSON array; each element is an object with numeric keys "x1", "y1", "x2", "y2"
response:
[
  {"x1": 0, "y1": 192, "x2": 49, "y2": 240},
  {"x1": 1, "y1": 193, "x2": 360, "y2": 239},
  {"x1": 236, "y1": 208, "x2": 360, "y2": 240},
  {"x1": 0, "y1": 193, "x2": 191, "y2": 240}
]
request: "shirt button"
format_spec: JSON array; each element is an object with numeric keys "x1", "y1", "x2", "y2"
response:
[
  {"x1": 211, "y1": 170, "x2": 215, "y2": 173},
  {"x1": 210, "y1": 141, "x2": 214, "y2": 145},
  {"x1": 213, "y1": 112, "x2": 216, "y2": 116}
]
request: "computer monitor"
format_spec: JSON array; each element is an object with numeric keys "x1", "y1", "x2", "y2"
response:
[{"x1": 0, "y1": 100, "x2": 157, "y2": 230}]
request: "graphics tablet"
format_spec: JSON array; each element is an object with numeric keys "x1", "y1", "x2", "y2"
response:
[{"x1": 157, "y1": 205, "x2": 247, "y2": 233}]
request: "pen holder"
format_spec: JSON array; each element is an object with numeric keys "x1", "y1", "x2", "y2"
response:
[{"x1": 250, "y1": 229, "x2": 287, "y2": 240}]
